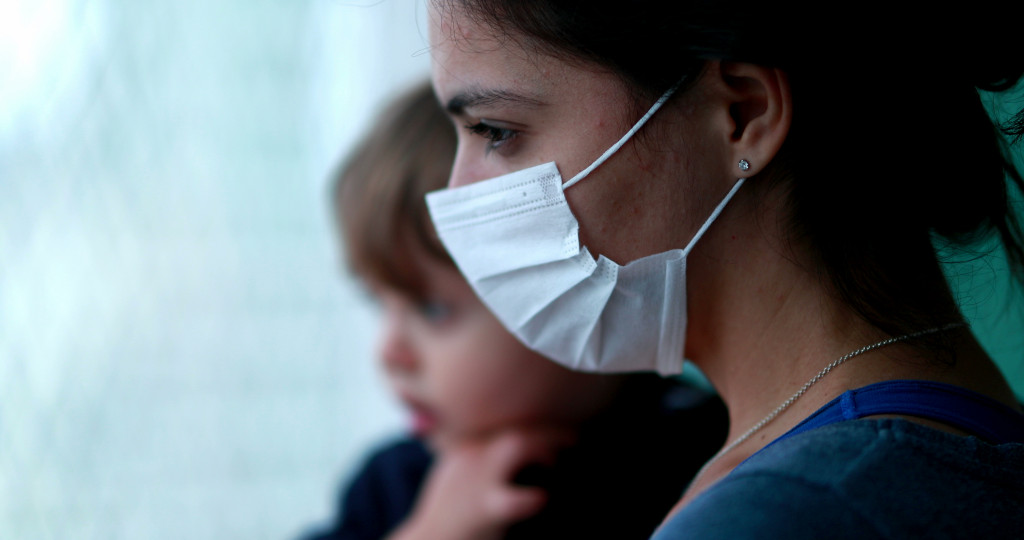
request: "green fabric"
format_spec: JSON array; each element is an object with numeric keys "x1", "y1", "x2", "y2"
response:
[
  {"x1": 942, "y1": 86, "x2": 1024, "y2": 398},
  {"x1": 943, "y1": 235, "x2": 1024, "y2": 398}
]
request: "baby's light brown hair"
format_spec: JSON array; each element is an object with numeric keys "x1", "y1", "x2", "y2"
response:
[{"x1": 333, "y1": 80, "x2": 457, "y2": 297}]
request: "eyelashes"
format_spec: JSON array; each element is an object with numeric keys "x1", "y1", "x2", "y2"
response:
[{"x1": 464, "y1": 121, "x2": 519, "y2": 155}]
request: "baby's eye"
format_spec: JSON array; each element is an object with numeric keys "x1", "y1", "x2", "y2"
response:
[
  {"x1": 464, "y1": 121, "x2": 519, "y2": 155},
  {"x1": 416, "y1": 300, "x2": 453, "y2": 324}
]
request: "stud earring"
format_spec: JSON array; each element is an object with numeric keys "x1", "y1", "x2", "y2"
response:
[{"x1": 738, "y1": 159, "x2": 751, "y2": 172}]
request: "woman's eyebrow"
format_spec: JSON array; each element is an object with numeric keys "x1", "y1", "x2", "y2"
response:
[{"x1": 445, "y1": 88, "x2": 546, "y2": 115}]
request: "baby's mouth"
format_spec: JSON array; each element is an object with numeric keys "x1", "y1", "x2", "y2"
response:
[
  {"x1": 410, "y1": 406, "x2": 438, "y2": 437},
  {"x1": 398, "y1": 390, "x2": 439, "y2": 437}
]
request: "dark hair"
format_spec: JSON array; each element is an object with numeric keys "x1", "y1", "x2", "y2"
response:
[
  {"x1": 436, "y1": 0, "x2": 1024, "y2": 342},
  {"x1": 333, "y1": 79, "x2": 456, "y2": 297}
]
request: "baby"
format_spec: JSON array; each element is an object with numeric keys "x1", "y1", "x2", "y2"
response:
[{"x1": 302, "y1": 80, "x2": 726, "y2": 540}]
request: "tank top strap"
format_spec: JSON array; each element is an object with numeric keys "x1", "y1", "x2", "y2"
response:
[{"x1": 774, "y1": 379, "x2": 1024, "y2": 446}]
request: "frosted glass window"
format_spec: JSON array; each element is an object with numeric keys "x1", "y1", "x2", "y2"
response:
[{"x1": 2, "y1": 1, "x2": 429, "y2": 538}]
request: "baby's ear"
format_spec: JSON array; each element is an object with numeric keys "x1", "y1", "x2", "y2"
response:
[{"x1": 705, "y1": 60, "x2": 792, "y2": 178}]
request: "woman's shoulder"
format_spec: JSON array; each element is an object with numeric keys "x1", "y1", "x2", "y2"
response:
[
  {"x1": 744, "y1": 418, "x2": 1024, "y2": 483},
  {"x1": 654, "y1": 419, "x2": 1024, "y2": 539}
]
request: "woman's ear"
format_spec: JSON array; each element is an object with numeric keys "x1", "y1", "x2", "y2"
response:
[{"x1": 707, "y1": 61, "x2": 792, "y2": 177}]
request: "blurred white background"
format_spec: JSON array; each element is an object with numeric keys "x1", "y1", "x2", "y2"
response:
[{"x1": 0, "y1": 1, "x2": 430, "y2": 538}]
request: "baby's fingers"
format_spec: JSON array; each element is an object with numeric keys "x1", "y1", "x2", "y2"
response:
[{"x1": 483, "y1": 484, "x2": 549, "y2": 524}]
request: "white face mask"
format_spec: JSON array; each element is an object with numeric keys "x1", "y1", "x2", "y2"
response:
[{"x1": 426, "y1": 85, "x2": 744, "y2": 375}]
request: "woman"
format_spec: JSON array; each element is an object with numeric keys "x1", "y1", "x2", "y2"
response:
[{"x1": 424, "y1": 1, "x2": 1024, "y2": 537}]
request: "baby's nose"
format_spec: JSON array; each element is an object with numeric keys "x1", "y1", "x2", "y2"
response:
[{"x1": 377, "y1": 310, "x2": 418, "y2": 375}]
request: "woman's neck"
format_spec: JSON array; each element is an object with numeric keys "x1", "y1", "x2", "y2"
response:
[
  {"x1": 689, "y1": 252, "x2": 883, "y2": 446},
  {"x1": 682, "y1": 185, "x2": 884, "y2": 438},
  {"x1": 675, "y1": 182, "x2": 1019, "y2": 508}
]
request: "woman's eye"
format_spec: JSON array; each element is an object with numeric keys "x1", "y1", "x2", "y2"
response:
[{"x1": 464, "y1": 121, "x2": 518, "y2": 155}]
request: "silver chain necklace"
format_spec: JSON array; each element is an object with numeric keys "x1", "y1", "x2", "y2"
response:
[{"x1": 691, "y1": 321, "x2": 966, "y2": 485}]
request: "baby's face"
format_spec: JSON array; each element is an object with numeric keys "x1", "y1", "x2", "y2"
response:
[{"x1": 370, "y1": 244, "x2": 620, "y2": 449}]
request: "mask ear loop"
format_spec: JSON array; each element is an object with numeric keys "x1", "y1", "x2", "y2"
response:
[
  {"x1": 680, "y1": 177, "x2": 745, "y2": 256},
  {"x1": 562, "y1": 79, "x2": 685, "y2": 190},
  {"x1": 559, "y1": 76, "x2": 746, "y2": 256}
]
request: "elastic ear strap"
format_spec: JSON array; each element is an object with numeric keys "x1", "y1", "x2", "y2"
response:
[
  {"x1": 563, "y1": 80, "x2": 684, "y2": 189},
  {"x1": 681, "y1": 178, "x2": 746, "y2": 256}
]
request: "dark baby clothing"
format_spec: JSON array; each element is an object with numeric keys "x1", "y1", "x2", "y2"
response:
[{"x1": 300, "y1": 377, "x2": 727, "y2": 540}]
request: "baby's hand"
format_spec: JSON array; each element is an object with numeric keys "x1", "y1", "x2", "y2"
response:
[{"x1": 388, "y1": 427, "x2": 573, "y2": 540}]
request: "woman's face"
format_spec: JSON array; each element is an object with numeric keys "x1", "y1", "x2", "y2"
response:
[{"x1": 428, "y1": 3, "x2": 734, "y2": 265}]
